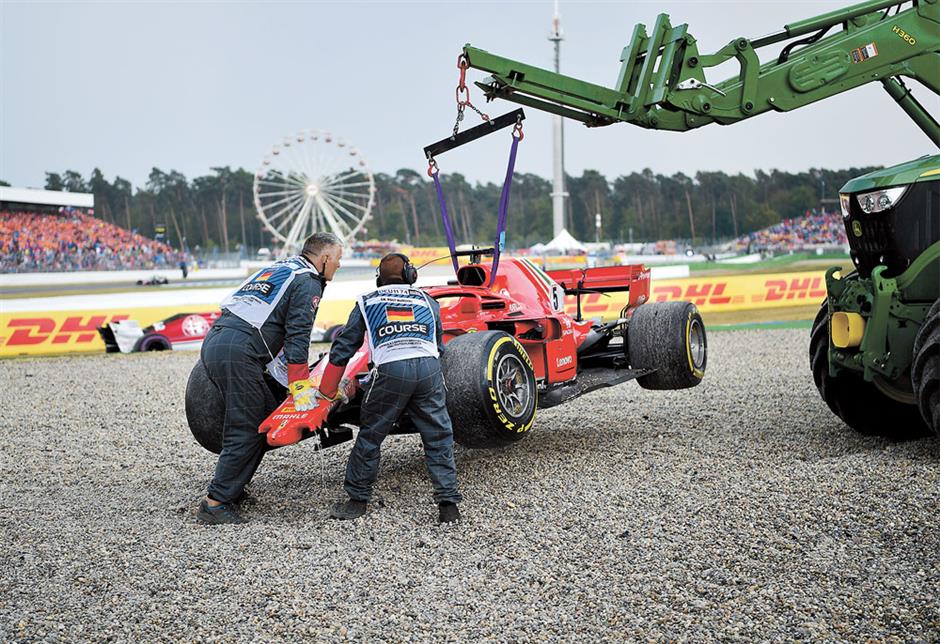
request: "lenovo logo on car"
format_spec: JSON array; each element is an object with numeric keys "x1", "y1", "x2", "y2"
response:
[{"x1": 556, "y1": 355, "x2": 573, "y2": 368}]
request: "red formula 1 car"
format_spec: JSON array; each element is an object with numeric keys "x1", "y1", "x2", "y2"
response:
[
  {"x1": 100, "y1": 312, "x2": 220, "y2": 353},
  {"x1": 185, "y1": 249, "x2": 707, "y2": 454},
  {"x1": 100, "y1": 312, "x2": 342, "y2": 354}
]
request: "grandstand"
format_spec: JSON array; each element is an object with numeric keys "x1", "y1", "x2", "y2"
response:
[
  {"x1": 1, "y1": 187, "x2": 176, "y2": 273},
  {"x1": 732, "y1": 210, "x2": 848, "y2": 253}
]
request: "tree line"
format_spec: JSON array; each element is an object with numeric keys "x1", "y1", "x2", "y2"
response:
[{"x1": 3, "y1": 165, "x2": 876, "y2": 251}]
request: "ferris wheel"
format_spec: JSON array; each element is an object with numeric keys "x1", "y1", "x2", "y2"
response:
[{"x1": 253, "y1": 130, "x2": 375, "y2": 253}]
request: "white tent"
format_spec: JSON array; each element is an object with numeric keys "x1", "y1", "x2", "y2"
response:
[{"x1": 542, "y1": 229, "x2": 586, "y2": 254}]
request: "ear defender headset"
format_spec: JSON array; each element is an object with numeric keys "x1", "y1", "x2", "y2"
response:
[{"x1": 376, "y1": 253, "x2": 418, "y2": 287}]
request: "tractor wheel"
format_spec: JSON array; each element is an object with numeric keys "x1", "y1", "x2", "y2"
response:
[
  {"x1": 137, "y1": 334, "x2": 171, "y2": 351},
  {"x1": 809, "y1": 303, "x2": 928, "y2": 439},
  {"x1": 912, "y1": 298, "x2": 940, "y2": 436},
  {"x1": 185, "y1": 360, "x2": 225, "y2": 454},
  {"x1": 441, "y1": 331, "x2": 537, "y2": 449},
  {"x1": 628, "y1": 301, "x2": 706, "y2": 390}
]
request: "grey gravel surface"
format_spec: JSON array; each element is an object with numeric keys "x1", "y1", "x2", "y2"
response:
[{"x1": 1, "y1": 328, "x2": 938, "y2": 642}]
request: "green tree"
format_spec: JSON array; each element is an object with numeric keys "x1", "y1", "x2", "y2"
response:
[
  {"x1": 62, "y1": 170, "x2": 87, "y2": 193},
  {"x1": 44, "y1": 172, "x2": 64, "y2": 191}
]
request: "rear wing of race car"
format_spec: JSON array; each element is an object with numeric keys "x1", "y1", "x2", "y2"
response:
[{"x1": 546, "y1": 264, "x2": 650, "y2": 321}]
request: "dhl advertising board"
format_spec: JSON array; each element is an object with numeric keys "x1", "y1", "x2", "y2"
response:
[
  {"x1": 0, "y1": 305, "x2": 211, "y2": 357},
  {"x1": 0, "y1": 300, "x2": 361, "y2": 358},
  {"x1": 562, "y1": 270, "x2": 828, "y2": 320},
  {"x1": 370, "y1": 248, "x2": 611, "y2": 269},
  {"x1": 368, "y1": 247, "x2": 453, "y2": 267},
  {"x1": 1, "y1": 271, "x2": 827, "y2": 358}
]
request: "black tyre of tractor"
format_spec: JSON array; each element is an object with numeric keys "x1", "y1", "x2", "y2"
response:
[
  {"x1": 809, "y1": 302, "x2": 928, "y2": 439},
  {"x1": 441, "y1": 331, "x2": 538, "y2": 449},
  {"x1": 912, "y1": 298, "x2": 940, "y2": 436},
  {"x1": 185, "y1": 360, "x2": 225, "y2": 454},
  {"x1": 628, "y1": 301, "x2": 707, "y2": 390}
]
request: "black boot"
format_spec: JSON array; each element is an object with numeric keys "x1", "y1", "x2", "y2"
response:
[
  {"x1": 330, "y1": 499, "x2": 367, "y2": 520},
  {"x1": 438, "y1": 502, "x2": 460, "y2": 524},
  {"x1": 233, "y1": 488, "x2": 254, "y2": 508},
  {"x1": 196, "y1": 499, "x2": 248, "y2": 525}
]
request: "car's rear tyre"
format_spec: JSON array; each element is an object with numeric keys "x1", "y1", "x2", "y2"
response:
[
  {"x1": 441, "y1": 331, "x2": 537, "y2": 449},
  {"x1": 137, "y1": 334, "x2": 171, "y2": 351},
  {"x1": 810, "y1": 302, "x2": 928, "y2": 439},
  {"x1": 912, "y1": 298, "x2": 940, "y2": 436},
  {"x1": 628, "y1": 301, "x2": 706, "y2": 390},
  {"x1": 185, "y1": 360, "x2": 225, "y2": 454}
]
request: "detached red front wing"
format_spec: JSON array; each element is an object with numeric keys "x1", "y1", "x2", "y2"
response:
[{"x1": 259, "y1": 346, "x2": 370, "y2": 447}]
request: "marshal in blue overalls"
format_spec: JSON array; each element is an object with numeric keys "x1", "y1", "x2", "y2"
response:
[{"x1": 319, "y1": 254, "x2": 462, "y2": 523}]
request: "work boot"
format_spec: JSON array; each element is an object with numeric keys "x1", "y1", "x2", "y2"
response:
[
  {"x1": 330, "y1": 499, "x2": 367, "y2": 520},
  {"x1": 233, "y1": 488, "x2": 254, "y2": 508},
  {"x1": 438, "y1": 502, "x2": 460, "y2": 524},
  {"x1": 196, "y1": 499, "x2": 248, "y2": 525}
]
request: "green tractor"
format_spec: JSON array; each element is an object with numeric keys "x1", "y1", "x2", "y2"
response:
[
  {"x1": 812, "y1": 160, "x2": 939, "y2": 438},
  {"x1": 450, "y1": 0, "x2": 940, "y2": 437}
]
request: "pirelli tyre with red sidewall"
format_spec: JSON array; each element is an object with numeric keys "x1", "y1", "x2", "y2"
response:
[
  {"x1": 441, "y1": 331, "x2": 538, "y2": 449},
  {"x1": 628, "y1": 301, "x2": 707, "y2": 390}
]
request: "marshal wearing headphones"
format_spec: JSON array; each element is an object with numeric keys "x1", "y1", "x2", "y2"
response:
[
  {"x1": 358, "y1": 253, "x2": 437, "y2": 364},
  {"x1": 317, "y1": 251, "x2": 462, "y2": 524},
  {"x1": 376, "y1": 252, "x2": 418, "y2": 287}
]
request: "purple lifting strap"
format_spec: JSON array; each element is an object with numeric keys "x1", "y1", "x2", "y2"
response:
[
  {"x1": 430, "y1": 170, "x2": 460, "y2": 275},
  {"x1": 488, "y1": 134, "x2": 521, "y2": 288}
]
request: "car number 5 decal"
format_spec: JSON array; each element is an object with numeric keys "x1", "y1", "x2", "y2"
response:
[{"x1": 551, "y1": 284, "x2": 566, "y2": 312}]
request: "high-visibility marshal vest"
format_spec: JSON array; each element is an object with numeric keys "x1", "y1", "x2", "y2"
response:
[
  {"x1": 221, "y1": 256, "x2": 320, "y2": 385},
  {"x1": 358, "y1": 286, "x2": 439, "y2": 365},
  {"x1": 221, "y1": 256, "x2": 317, "y2": 329}
]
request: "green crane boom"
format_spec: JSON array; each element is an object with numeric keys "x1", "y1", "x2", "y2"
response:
[{"x1": 463, "y1": 0, "x2": 940, "y2": 145}]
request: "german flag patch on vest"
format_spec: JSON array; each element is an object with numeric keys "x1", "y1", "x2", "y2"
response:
[{"x1": 386, "y1": 306, "x2": 415, "y2": 322}]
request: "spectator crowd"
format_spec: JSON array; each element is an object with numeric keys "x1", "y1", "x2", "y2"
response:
[
  {"x1": 1, "y1": 210, "x2": 178, "y2": 273},
  {"x1": 734, "y1": 210, "x2": 848, "y2": 253}
]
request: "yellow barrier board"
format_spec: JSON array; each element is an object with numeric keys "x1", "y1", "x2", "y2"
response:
[
  {"x1": 0, "y1": 270, "x2": 827, "y2": 357},
  {"x1": 368, "y1": 246, "x2": 453, "y2": 267},
  {"x1": 0, "y1": 300, "x2": 360, "y2": 358},
  {"x1": 564, "y1": 270, "x2": 828, "y2": 320},
  {"x1": 372, "y1": 252, "x2": 596, "y2": 268}
]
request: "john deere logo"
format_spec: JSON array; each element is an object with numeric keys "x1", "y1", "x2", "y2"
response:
[{"x1": 852, "y1": 221, "x2": 863, "y2": 237}]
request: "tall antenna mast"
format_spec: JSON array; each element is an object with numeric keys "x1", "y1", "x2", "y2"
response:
[{"x1": 548, "y1": 0, "x2": 568, "y2": 237}]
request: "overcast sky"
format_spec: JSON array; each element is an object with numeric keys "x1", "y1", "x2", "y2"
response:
[{"x1": 2, "y1": 0, "x2": 937, "y2": 191}]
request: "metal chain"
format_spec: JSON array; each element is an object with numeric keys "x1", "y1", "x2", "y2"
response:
[
  {"x1": 452, "y1": 54, "x2": 490, "y2": 138},
  {"x1": 452, "y1": 104, "x2": 465, "y2": 138},
  {"x1": 465, "y1": 101, "x2": 490, "y2": 124}
]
